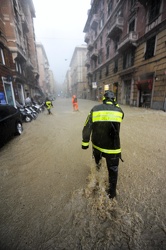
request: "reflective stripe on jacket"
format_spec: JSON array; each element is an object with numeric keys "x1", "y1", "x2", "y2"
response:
[
  {"x1": 82, "y1": 101, "x2": 124, "y2": 155},
  {"x1": 45, "y1": 101, "x2": 52, "y2": 109}
]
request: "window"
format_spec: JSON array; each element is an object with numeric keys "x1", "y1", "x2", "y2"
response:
[
  {"x1": 0, "y1": 48, "x2": 5, "y2": 65},
  {"x1": 144, "y1": 36, "x2": 156, "y2": 60},
  {"x1": 4, "y1": 50, "x2": 10, "y2": 67},
  {"x1": 100, "y1": 15, "x2": 104, "y2": 29},
  {"x1": 114, "y1": 36, "x2": 119, "y2": 52},
  {"x1": 15, "y1": 61, "x2": 19, "y2": 71},
  {"x1": 15, "y1": 61, "x2": 23, "y2": 74},
  {"x1": 99, "y1": 70, "x2": 102, "y2": 79},
  {"x1": 100, "y1": 36, "x2": 103, "y2": 46},
  {"x1": 108, "y1": 0, "x2": 113, "y2": 16},
  {"x1": 98, "y1": 51, "x2": 102, "y2": 65},
  {"x1": 13, "y1": 0, "x2": 19, "y2": 21},
  {"x1": 131, "y1": 0, "x2": 136, "y2": 8},
  {"x1": 18, "y1": 63, "x2": 22, "y2": 74},
  {"x1": 100, "y1": 0, "x2": 104, "y2": 10},
  {"x1": 149, "y1": 0, "x2": 161, "y2": 23},
  {"x1": 123, "y1": 49, "x2": 135, "y2": 69},
  {"x1": 95, "y1": 30, "x2": 97, "y2": 37},
  {"x1": 105, "y1": 65, "x2": 109, "y2": 76},
  {"x1": 93, "y1": 74, "x2": 96, "y2": 82},
  {"x1": 129, "y1": 19, "x2": 135, "y2": 32},
  {"x1": 114, "y1": 59, "x2": 118, "y2": 73},
  {"x1": 94, "y1": 59, "x2": 97, "y2": 68}
]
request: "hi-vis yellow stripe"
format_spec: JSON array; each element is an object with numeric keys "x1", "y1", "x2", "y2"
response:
[
  {"x1": 93, "y1": 144, "x2": 121, "y2": 154},
  {"x1": 92, "y1": 110, "x2": 123, "y2": 122},
  {"x1": 82, "y1": 142, "x2": 89, "y2": 146},
  {"x1": 84, "y1": 113, "x2": 91, "y2": 126}
]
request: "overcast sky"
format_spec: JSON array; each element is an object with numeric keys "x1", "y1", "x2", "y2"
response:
[{"x1": 33, "y1": 0, "x2": 91, "y2": 85}]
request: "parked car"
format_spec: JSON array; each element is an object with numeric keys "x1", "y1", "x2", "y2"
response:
[{"x1": 0, "y1": 104, "x2": 23, "y2": 148}]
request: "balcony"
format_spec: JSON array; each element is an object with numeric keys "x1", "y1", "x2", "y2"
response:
[
  {"x1": 90, "y1": 49, "x2": 98, "y2": 59},
  {"x1": 26, "y1": 59, "x2": 33, "y2": 69},
  {"x1": 87, "y1": 69, "x2": 92, "y2": 76},
  {"x1": 107, "y1": 16, "x2": 124, "y2": 38},
  {"x1": 118, "y1": 31, "x2": 138, "y2": 51},
  {"x1": 90, "y1": 14, "x2": 99, "y2": 30},
  {"x1": 87, "y1": 40, "x2": 94, "y2": 51},
  {"x1": 85, "y1": 58, "x2": 90, "y2": 67},
  {"x1": 84, "y1": 34, "x2": 90, "y2": 43}
]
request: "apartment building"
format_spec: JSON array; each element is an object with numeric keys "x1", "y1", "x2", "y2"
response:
[
  {"x1": 83, "y1": 0, "x2": 166, "y2": 110},
  {"x1": 69, "y1": 45, "x2": 88, "y2": 99},
  {"x1": 36, "y1": 42, "x2": 51, "y2": 96},
  {"x1": 0, "y1": 0, "x2": 40, "y2": 106},
  {"x1": 64, "y1": 69, "x2": 72, "y2": 97},
  {"x1": 48, "y1": 69, "x2": 56, "y2": 98}
]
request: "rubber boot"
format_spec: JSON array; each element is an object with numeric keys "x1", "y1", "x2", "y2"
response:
[{"x1": 108, "y1": 169, "x2": 118, "y2": 199}]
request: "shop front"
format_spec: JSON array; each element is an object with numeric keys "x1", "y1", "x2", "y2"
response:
[{"x1": 136, "y1": 78, "x2": 153, "y2": 108}]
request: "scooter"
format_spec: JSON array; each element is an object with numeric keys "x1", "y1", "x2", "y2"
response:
[
  {"x1": 25, "y1": 106, "x2": 38, "y2": 120},
  {"x1": 18, "y1": 107, "x2": 32, "y2": 122},
  {"x1": 16, "y1": 101, "x2": 32, "y2": 122}
]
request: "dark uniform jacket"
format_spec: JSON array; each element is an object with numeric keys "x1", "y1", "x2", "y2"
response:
[{"x1": 82, "y1": 101, "x2": 124, "y2": 156}]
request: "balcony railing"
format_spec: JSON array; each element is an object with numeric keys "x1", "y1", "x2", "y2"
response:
[
  {"x1": 90, "y1": 14, "x2": 99, "y2": 30},
  {"x1": 107, "y1": 16, "x2": 124, "y2": 38},
  {"x1": 118, "y1": 31, "x2": 138, "y2": 51}
]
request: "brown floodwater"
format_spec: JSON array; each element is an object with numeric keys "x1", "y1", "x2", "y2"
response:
[{"x1": 0, "y1": 98, "x2": 166, "y2": 249}]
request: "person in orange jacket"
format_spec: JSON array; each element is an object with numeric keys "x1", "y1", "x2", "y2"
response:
[{"x1": 72, "y1": 95, "x2": 79, "y2": 111}]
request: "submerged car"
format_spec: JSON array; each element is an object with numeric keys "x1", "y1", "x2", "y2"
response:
[{"x1": 0, "y1": 104, "x2": 23, "y2": 148}]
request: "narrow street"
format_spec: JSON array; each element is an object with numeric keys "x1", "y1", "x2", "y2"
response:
[{"x1": 0, "y1": 98, "x2": 166, "y2": 250}]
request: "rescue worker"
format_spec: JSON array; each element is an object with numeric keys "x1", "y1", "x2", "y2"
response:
[
  {"x1": 81, "y1": 91, "x2": 124, "y2": 199},
  {"x1": 72, "y1": 95, "x2": 79, "y2": 111},
  {"x1": 45, "y1": 97, "x2": 53, "y2": 114}
]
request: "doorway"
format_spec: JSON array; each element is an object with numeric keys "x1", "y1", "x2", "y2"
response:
[{"x1": 124, "y1": 80, "x2": 131, "y2": 105}]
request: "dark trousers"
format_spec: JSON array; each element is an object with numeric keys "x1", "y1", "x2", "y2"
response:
[
  {"x1": 93, "y1": 148, "x2": 119, "y2": 198},
  {"x1": 47, "y1": 108, "x2": 51, "y2": 114}
]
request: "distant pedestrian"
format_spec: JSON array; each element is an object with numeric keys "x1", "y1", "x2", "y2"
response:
[
  {"x1": 81, "y1": 91, "x2": 124, "y2": 199},
  {"x1": 72, "y1": 95, "x2": 79, "y2": 111},
  {"x1": 45, "y1": 97, "x2": 53, "y2": 114},
  {"x1": 25, "y1": 93, "x2": 32, "y2": 106}
]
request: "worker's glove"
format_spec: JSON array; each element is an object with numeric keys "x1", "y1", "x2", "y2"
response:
[{"x1": 82, "y1": 145, "x2": 89, "y2": 150}]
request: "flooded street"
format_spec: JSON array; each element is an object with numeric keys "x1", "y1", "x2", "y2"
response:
[{"x1": 0, "y1": 98, "x2": 166, "y2": 250}]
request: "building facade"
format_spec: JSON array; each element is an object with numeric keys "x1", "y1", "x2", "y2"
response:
[
  {"x1": 48, "y1": 69, "x2": 56, "y2": 99},
  {"x1": 64, "y1": 69, "x2": 72, "y2": 98},
  {"x1": 69, "y1": 45, "x2": 88, "y2": 99},
  {"x1": 36, "y1": 42, "x2": 51, "y2": 97},
  {"x1": 83, "y1": 0, "x2": 166, "y2": 110},
  {"x1": 36, "y1": 43, "x2": 56, "y2": 100},
  {"x1": 0, "y1": 0, "x2": 40, "y2": 106}
]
